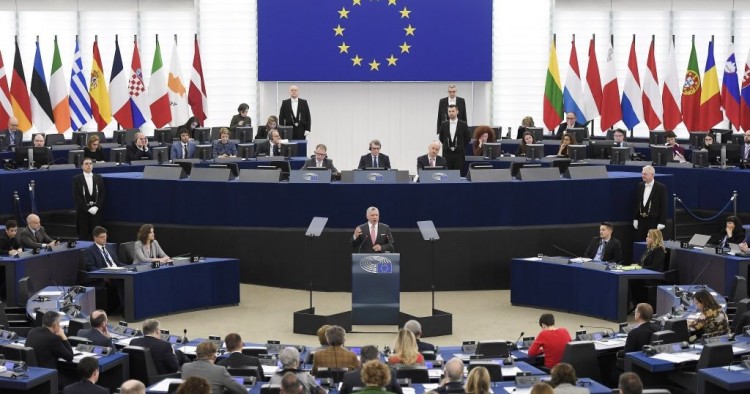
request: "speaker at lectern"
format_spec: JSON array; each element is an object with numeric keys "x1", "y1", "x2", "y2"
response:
[{"x1": 351, "y1": 253, "x2": 400, "y2": 325}]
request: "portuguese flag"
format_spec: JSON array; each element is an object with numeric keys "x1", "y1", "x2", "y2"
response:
[{"x1": 681, "y1": 38, "x2": 702, "y2": 131}]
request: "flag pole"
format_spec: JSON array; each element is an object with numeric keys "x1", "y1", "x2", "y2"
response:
[
  {"x1": 591, "y1": 34, "x2": 596, "y2": 135},
  {"x1": 174, "y1": 34, "x2": 177, "y2": 45}
]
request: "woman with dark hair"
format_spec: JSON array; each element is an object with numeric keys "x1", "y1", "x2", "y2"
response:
[
  {"x1": 515, "y1": 131, "x2": 536, "y2": 156},
  {"x1": 527, "y1": 313, "x2": 571, "y2": 369},
  {"x1": 229, "y1": 103, "x2": 252, "y2": 131},
  {"x1": 183, "y1": 116, "x2": 201, "y2": 138},
  {"x1": 472, "y1": 126, "x2": 496, "y2": 156},
  {"x1": 133, "y1": 224, "x2": 171, "y2": 264},
  {"x1": 557, "y1": 133, "x2": 577, "y2": 157},
  {"x1": 716, "y1": 216, "x2": 745, "y2": 248},
  {"x1": 84, "y1": 135, "x2": 106, "y2": 162},
  {"x1": 688, "y1": 289, "x2": 729, "y2": 337},
  {"x1": 550, "y1": 363, "x2": 588, "y2": 394}
]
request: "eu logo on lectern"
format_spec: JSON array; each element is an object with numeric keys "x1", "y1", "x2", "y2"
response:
[
  {"x1": 257, "y1": 0, "x2": 492, "y2": 81},
  {"x1": 360, "y1": 255, "x2": 393, "y2": 274}
]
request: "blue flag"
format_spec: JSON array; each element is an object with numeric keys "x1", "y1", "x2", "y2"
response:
[{"x1": 258, "y1": 0, "x2": 492, "y2": 81}]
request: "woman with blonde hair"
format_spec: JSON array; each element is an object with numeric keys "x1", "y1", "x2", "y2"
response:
[
  {"x1": 84, "y1": 135, "x2": 106, "y2": 162},
  {"x1": 465, "y1": 366, "x2": 490, "y2": 394},
  {"x1": 515, "y1": 115, "x2": 535, "y2": 139},
  {"x1": 387, "y1": 329, "x2": 424, "y2": 367}
]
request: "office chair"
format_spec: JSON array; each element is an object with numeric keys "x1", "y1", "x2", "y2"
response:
[
  {"x1": 662, "y1": 320, "x2": 689, "y2": 343},
  {"x1": 560, "y1": 342, "x2": 600, "y2": 381},
  {"x1": 315, "y1": 367, "x2": 348, "y2": 383},
  {"x1": 227, "y1": 366, "x2": 262, "y2": 380},
  {"x1": 242, "y1": 347, "x2": 268, "y2": 357},
  {"x1": 260, "y1": 384, "x2": 281, "y2": 394},
  {"x1": 468, "y1": 360, "x2": 504, "y2": 382},
  {"x1": 0, "y1": 344, "x2": 39, "y2": 366},
  {"x1": 67, "y1": 336, "x2": 93, "y2": 347},
  {"x1": 67, "y1": 318, "x2": 91, "y2": 337},
  {"x1": 668, "y1": 342, "x2": 732, "y2": 392},
  {"x1": 649, "y1": 330, "x2": 678, "y2": 345},
  {"x1": 395, "y1": 366, "x2": 430, "y2": 383},
  {"x1": 17, "y1": 277, "x2": 32, "y2": 305},
  {"x1": 730, "y1": 276, "x2": 748, "y2": 303},
  {"x1": 421, "y1": 350, "x2": 437, "y2": 361},
  {"x1": 733, "y1": 299, "x2": 750, "y2": 334},
  {"x1": 44, "y1": 134, "x2": 65, "y2": 146},
  {"x1": 123, "y1": 346, "x2": 181, "y2": 385},
  {"x1": 118, "y1": 241, "x2": 137, "y2": 265}
]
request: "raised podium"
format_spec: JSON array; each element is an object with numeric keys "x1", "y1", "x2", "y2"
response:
[{"x1": 351, "y1": 253, "x2": 400, "y2": 325}]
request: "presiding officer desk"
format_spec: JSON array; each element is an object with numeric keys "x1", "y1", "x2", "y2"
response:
[
  {"x1": 87, "y1": 258, "x2": 240, "y2": 321},
  {"x1": 511, "y1": 256, "x2": 663, "y2": 322}
]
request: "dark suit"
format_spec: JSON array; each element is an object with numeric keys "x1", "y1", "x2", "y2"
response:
[
  {"x1": 416, "y1": 154, "x2": 447, "y2": 170},
  {"x1": 17, "y1": 226, "x2": 54, "y2": 249},
  {"x1": 352, "y1": 222, "x2": 395, "y2": 253},
  {"x1": 416, "y1": 339, "x2": 435, "y2": 353},
  {"x1": 438, "y1": 119, "x2": 470, "y2": 176},
  {"x1": 304, "y1": 158, "x2": 338, "y2": 173},
  {"x1": 72, "y1": 172, "x2": 105, "y2": 240},
  {"x1": 25, "y1": 326, "x2": 74, "y2": 369},
  {"x1": 76, "y1": 328, "x2": 115, "y2": 348},
  {"x1": 583, "y1": 236, "x2": 623, "y2": 263},
  {"x1": 436, "y1": 97, "x2": 467, "y2": 132},
  {"x1": 279, "y1": 98, "x2": 311, "y2": 140},
  {"x1": 0, "y1": 129, "x2": 23, "y2": 150},
  {"x1": 0, "y1": 232, "x2": 20, "y2": 254},
  {"x1": 130, "y1": 335, "x2": 180, "y2": 374},
  {"x1": 634, "y1": 180, "x2": 668, "y2": 241},
  {"x1": 357, "y1": 153, "x2": 391, "y2": 170},
  {"x1": 622, "y1": 322, "x2": 659, "y2": 354},
  {"x1": 83, "y1": 148, "x2": 106, "y2": 162},
  {"x1": 555, "y1": 122, "x2": 587, "y2": 138},
  {"x1": 639, "y1": 247, "x2": 666, "y2": 272},
  {"x1": 181, "y1": 359, "x2": 247, "y2": 394},
  {"x1": 217, "y1": 351, "x2": 263, "y2": 373},
  {"x1": 125, "y1": 142, "x2": 150, "y2": 163},
  {"x1": 63, "y1": 380, "x2": 109, "y2": 394},
  {"x1": 256, "y1": 140, "x2": 281, "y2": 157},
  {"x1": 340, "y1": 368, "x2": 403, "y2": 394},
  {"x1": 170, "y1": 141, "x2": 197, "y2": 160}
]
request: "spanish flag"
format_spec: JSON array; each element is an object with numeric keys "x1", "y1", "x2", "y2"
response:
[{"x1": 89, "y1": 37, "x2": 111, "y2": 131}]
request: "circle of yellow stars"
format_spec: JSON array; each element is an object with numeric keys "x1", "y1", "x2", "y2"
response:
[{"x1": 333, "y1": 0, "x2": 414, "y2": 71}]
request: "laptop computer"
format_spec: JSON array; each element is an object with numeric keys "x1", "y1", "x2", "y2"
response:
[{"x1": 688, "y1": 234, "x2": 712, "y2": 248}]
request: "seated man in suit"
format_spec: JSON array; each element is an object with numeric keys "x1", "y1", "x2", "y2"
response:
[
  {"x1": 85, "y1": 226, "x2": 123, "y2": 271},
  {"x1": 170, "y1": 127, "x2": 196, "y2": 160},
  {"x1": 304, "y1": 143, "x2": 339, "y2": 173},
  {"x1": 619, "y1": 303, "x2": 657, "y2": 356},
  {"x1": 352, "y1": 206, "x2": 395, "y2": 254},
  {"x1": 340, "y1": 345, "x2": 402, "y2": 394},
  {"x1": 404, "y1": 320, "x2": 435, "y2": 352},
  {"x1": 555, "y1": 112, "x2": 586, "y2": 138},
  {"x1": 583, "y1": 222, "x2": 623, "y2": 263},
  {"x1": 30, "y1": 133, "x2": 54, "y2": 165},
  {"x1": 130, "y1": 319, "x2": 180, "y2": 374},
  {"x1": 612, "y1": 128, "x2": 634, "y2": 156},
  {"x1": 181, "y1": 341, "x2": 247, "y2": 394},
  {"x1": 433, "y1": 358, "x2": 466, "y2": 394},
  {"x1": 63, "y1": 356, "x2": 108, "y2": 394},
  {"x1": 416, "y1": 140, "x2": 447, "y2": 170},
  {"x1": 18, "y1": 214, "x2": 58, "y2": 249},
  {"x1": 0, "y1": 219, "x2": 22, "y2": 256},
  {"x1": 0, "y1": 117, "x2": 23, "y2": 151},
  {"x1": 311, "y1": 325, "x2": 360, "y2": 374},
  {"x1": 357, "y1": 139, "x2": 391, "y2": 170},
  {"x1": 216, "y1": 332, "x2": 263, "y2": 374},
  {"x1": 77, "y1": 310, "x2": 116, "y2": 348},
  {"x1": 126, "y1": 132, "x2": 151, "y2": 163},
  {"x1": 25, "y1": 310, "x2": 74, "y2": 369},
  {"x1": 256, "y1": 129, "x2": 282, "y2": 157}
]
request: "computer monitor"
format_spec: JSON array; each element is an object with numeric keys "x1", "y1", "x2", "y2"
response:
[
  {"x1": 236, "y1": 143, "x2": 256, "y2": 159},
  {"x1": 259, "y1": 161, "x2": 292, "y2": 181},
  {"x1": 650, "y1": 145, "x2": 671, "y2": 166},
  {"x1": 280, "y1": 142, "x2": 298, "y2": 158},
  {"x1": 692, "y1": 149, "x2": 708, "y2": 168},
  {"x1": 171, "y1": 160, "x2": 194, "y2": 175},
  {"x1": 15, "y1": 146, "x2": 51, "y2": 168},
  {"x1": 154, "y1": 128, "x2": 173, "y2": 144},
  {"x1": 482, "y1": 142, "x2": 502, "y2": 159},
  {"x1": 552, "y1": 158, "x2": 571, "y2": 174},
  {"x1": 277, "y1": 126, "x2": 293, "y2": 140},
  {"x1": 649, "y1": 131, "x2": 667, "y2": 145},
  {"x1": 567, "y1": 144, "x2": 587, "y2": 162},
  {"x1": 589, "y1": 140, "x2": 616, "y2": 159},
  {"x1": 235, "y1": 126, "x2": 253, "y2": 142},
  {"x1": 525, "y1": 144, "x2": 544, "y2": 161},
  {"x1": 195, "y1": 144, "x2": 213, "y2": 161},
  {"x1": 44, "y1": 134, "x2": 66, "y2": 146},
  {"x1": 611, "y1": 147, "x2": 630, "y2": 164},
  {"x1": 525, "y1": 127, "x2": 544, "y2": 143},
  {"x1": 710, "y1": 128, "x2": 732, "y2": 144},
  {"x1": 209, "y1": 163, "x2": 240, "y2": 178},
  {"x1": 567, "y1": 127, "x2": 587, "y2": 143},
  {"x1": 110, "y1": 148, "x2": 126, "y2": 164},
  {"x1": 731, "y1": 133, "x2": 745, "y2": 145},
  {"x1": 73, "y1": 132, "x2": 88, "y2": 147},
  {"x1": 152, "y1": 146, "x2": 168, "y2": 164},
  {"x1": 707, "y1": 143, "x2": 741, "y2": 165},
  {"x1": 689, "y1": 132, "x2": 708, "y2": 149},
  {"x1": 68, "y1": 150, "x2": 84, "y2": 167},
  {"x1": 194, "y1": 127, "x2": 211, "y2": 143}
]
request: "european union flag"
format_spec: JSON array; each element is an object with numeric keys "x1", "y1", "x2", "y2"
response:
[{"x1": 258, "y1": 0, "x2": 492, "y2": 81}]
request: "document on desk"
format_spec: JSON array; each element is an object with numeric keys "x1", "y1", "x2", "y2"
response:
[
  {"x1": 71, "y1": 351, "x2": 97, "y2": 362},
  {"x1": 179, "y1": 345, "x2": 197, "y2": 355},
  {"x1": 38, "y1": 291, "x2": 63, "y2": 296},
  {"x1": 652, "y1": 352, "x2": 700, "y2": 363},
  {"x1": 594, "y1": 338, "x2": 626, "y2": 350},
  {"x1": 116, "y1": 337, "x2": 137, "y2": 346},
  {"x1": 262, "y1": 365, "x2": 278, "y2": 377},
  {"x1": 501, "y1": 366, "x2": 524, "y2": 376},
  {"x1": 428, "y1": 369, "x2": 442, "y2": 378},
  {"x1": 150, "y1": 378, "x2": 184, "y2": 392},
  {"x1": 419, "y1": 385, "x2": 438, "y2": 392},
  {"x1": 401, "y1": 388, "x2": 418, "y2": 394},
  {"x1": 504, "y1": 388, "x2": 531, "y2": 394},
  {"x1": 101, "y1": 266, "x2": 127, "y2": 271},
  {"x1": 453, "y1": 353, "x2": 472, "y2": 361}
]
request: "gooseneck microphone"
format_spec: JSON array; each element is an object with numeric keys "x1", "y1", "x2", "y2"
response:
[
  {"x1": 510, "y1": 331, "x2": 525, "y2": 350},
  {"x1": 357, "y1": 231, "x2": 369, "y2": 254},
  {"x1": 551, "y1": 244, "x2": 582, "y2": 259},
  {"x1": 579, "y1": 324, "x2": 616, "y2": 338}
]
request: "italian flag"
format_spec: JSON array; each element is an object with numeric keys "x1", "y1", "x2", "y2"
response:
[{"x1": 149, "y1": 36, "x2": 171, "y2": 128}]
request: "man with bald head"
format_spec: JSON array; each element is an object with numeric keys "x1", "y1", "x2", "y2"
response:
[
  {"x1": 633, "y1": 165, "x2": 668, "y2": 241},
  {"x1": 434, "y1": 357, "x2": 465, "y2": 394},
  {"x1": 125, "y1": 132, "x2": 151, "y2": 163},
  {"x1": 120, "y1": 380, "x2": 146, "y2": 394},
  {"x1": 279, "y1": 85, "x2": 311, "y2": 140},
  {"x1": 18, "y1": 214, "x2": 58, "y2": 249},
  {"x1": 416, "y1": 140, "x2": 447, "y2": 170},
  {"x1": 77, "y1": 309, "x2": 115, "y2": 348},
  {"x1": 0, "y1": 117, "x2": 22, "y2": 150}
]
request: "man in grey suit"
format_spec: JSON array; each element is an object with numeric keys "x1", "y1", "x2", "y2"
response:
[
  {"x1": 181, "y1": 341, "x2": 246, "y2": 394},
  {"x1": 0, "y1": 117, "x2": 23, "y2": 151},
  {"x1": 18, "y1": 214, "x2": 58, "y2": 249},
  {"x1": 351, "y1": 206, "x2": 395, "y2": 254}
]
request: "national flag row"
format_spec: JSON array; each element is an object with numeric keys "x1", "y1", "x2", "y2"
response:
[
  {"x1": 543, "y1": 35, "x2": 750, "y2": 134},
  {"x1": 0, "y1": 35, "x2": 208, "y2": 134}
]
